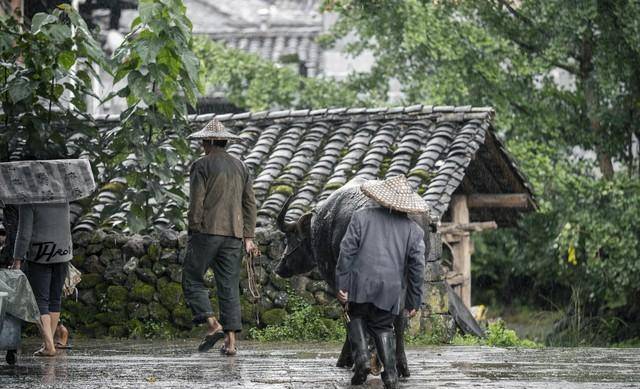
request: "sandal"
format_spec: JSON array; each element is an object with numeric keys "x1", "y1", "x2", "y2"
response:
[
  {"x1": 34, "y1": 348, "x2": 56, "y2": 357},
  {"x1": 220, "y1": 345, "x2": 237, "y2": 356},
  {"x1": 198, "y1": 331, "x2": 225, "y2": 353},
  {"x1": 55, "y1": 342, "x2": 72, "y2": 350}
]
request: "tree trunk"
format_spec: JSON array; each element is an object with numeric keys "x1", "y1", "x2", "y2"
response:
[
  {"x1": 580, "y1": 24, "x2": 614, "y2": 180},
  {"x1": 597, "y1": 148, "x2": 614, "y2": 180}
]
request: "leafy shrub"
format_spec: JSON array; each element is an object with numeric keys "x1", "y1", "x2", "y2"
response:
[
  {"x1": 451, "y1": 320, "x2": 541, "y2": 348},
  {"x1": 249, "y1": 292, "x2": 346, "y2": 342},
  {"x1": 128, "y1": 319, "x2": 176, "y2": 340}
]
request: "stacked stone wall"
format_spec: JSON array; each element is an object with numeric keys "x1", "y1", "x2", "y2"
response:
[
  {"x1": 63, "y1": 227, "x2": 343, "y2": 338},
  {"x1": 62, "y1": 227, "x2": 453, "y2": 340}
]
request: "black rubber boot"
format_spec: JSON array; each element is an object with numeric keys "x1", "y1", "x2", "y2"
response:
[
  {"x1": 394, "y1": 315, "x2": 410, "y2": 377},
  {"x1": 348, "y1": 318, "x2": 371, "y2": 385},
  {"x1": 336, "y1": 336, "x2": 353, "y2": 368},
  {"x1": 375, "y1": 331, "x2": 399, "y2": 389}
]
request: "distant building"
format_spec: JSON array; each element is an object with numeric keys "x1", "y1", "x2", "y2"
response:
[{"x1": 78, "y1": 0, "x2": 375, "y2": 115}]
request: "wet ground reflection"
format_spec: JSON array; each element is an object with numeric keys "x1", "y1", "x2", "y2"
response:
[{"x1": 1, "y1": 339, "x2": 639, "y2": 388}]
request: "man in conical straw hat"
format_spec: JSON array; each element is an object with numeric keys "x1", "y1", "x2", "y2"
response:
[
  {"x1": 183, "y1": 119, "x2": 259, "y2": 356},
  {"x1": 335, "y1": 175, "x2": 428, "y2": 389}
]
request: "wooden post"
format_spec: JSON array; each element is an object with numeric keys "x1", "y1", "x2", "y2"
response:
[
  {"x1": 450, "y1": 195, "x2": 471, "y2": 308},
  {"x1": 1, "y1": 1, "x2": 22, "y2": 17}
]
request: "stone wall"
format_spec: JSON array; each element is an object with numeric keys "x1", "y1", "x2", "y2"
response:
[
  {"x1": 63, "y1": 227, "x2": 453, "y2": 340},
  {"x1": 64, "y1": 227, "x2": 343, "y2": 338},
  {"x1": 407, "y1": 232, "x2": 456, "y2": 341}
]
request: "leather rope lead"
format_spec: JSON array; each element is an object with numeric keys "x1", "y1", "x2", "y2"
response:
[{"x1": 244, "y1": 251, "x2": 261, "y2": 326}]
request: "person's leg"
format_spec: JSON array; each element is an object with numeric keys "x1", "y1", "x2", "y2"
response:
[
  {"x1": 25, "y1": 262, "x2": 56, "y2": 356},
  {"x1": 368, "y1": 306, "x2": 397, "y2": 389},
  {"x1": 48, "y1": 262, "x2": 68, "y2": 345},
  {"x1": 182, "y1": 233, "x2": 223, "y2": 333},
  {"x1": 210, "y1": 236, "x2": 243, "y2": 353},
  {"x1": 347, "y1": 303, "x2": 371, "y2": 384}
]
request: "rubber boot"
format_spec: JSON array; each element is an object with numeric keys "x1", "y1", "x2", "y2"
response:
[
  {"x1": 375, "y1": 331, "x2": 399, "y2": 389},
  {"x1": 336, "y1": 336, "x2": 353, "y2": 368},
  {"x1": 394, "y1": 315, "x2": 410, "y2": 377},
  {"x1": 348, "y1": 318, "x2": 371, "y2": 385}
]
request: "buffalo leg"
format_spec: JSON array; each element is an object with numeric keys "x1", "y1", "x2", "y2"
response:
[
  {"x1": 336, "y1": 334, "x2": 354, "y2": 368},
  {"x1": 394, "y1": 315, "x2": 410, "y2": 377}
]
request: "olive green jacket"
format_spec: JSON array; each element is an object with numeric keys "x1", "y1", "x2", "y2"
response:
[{"x1": 188, "y1": 147, "x2": 257, "y2": 238}]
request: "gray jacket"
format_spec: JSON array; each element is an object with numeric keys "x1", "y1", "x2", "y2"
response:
[
  {"x1": 335, "y1": 206, "x2": 426, "y2": 315},
  {"x1": 13, "y1": 203, "x2": 72, "y2": 264}
]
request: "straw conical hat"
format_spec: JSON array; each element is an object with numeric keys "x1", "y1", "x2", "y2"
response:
[
  {"x1": 361, "y1": 175, "x2": 430, "y2": 214},
  {"x1": 188, "y1": 119, "x2": 241, "y2": 140}
]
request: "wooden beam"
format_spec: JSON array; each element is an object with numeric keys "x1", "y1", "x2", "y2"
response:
[
  {"x1": 443, "y1": 233, "x2": 462, "y2": 244},
  {"x1": 445, "y1": 271, "x2": 465, "y2": 286},
  {"x1": 450, "y1": 195, "x2": 471, "y2": 308},
  {"x1": 438, "y1": 221, "x2": 498, "y2": 235},
  {"x1": 467, "y1": 193, "x2": 530, "y2": 209}
]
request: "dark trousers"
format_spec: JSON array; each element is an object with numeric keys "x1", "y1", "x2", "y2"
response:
[
  {"x1": 349, "y1": 302, "x2": 394, "y2": 336},
  {"x1": 182, "y1": 233, "x2": 243, "y2": 331},
  {"x1": 24, "y1": 261, "x2": 68, "y2": 315}
]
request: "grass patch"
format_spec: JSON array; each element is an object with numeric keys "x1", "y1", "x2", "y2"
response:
[
  {"x1": 405, "y1": 332, "x2": 448, "y2": 345},
  {"x1": 612, "y1": 338, "x2": 640, "y2": 348},
  {"x1": 249, "y1": 292, "x2": 346, "y2": 342}
]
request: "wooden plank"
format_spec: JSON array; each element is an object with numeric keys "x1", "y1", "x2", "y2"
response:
[
  {"x1": 450, "y1": 195, "x2": 471, "y2": 308},
  {"x1": 439, "y1": 221, "x2": 498, "y2": 234},
  {"x1": 467, "y1": 193, "x2": 531, "y2": 209}
]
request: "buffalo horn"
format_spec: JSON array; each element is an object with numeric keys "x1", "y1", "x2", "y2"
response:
[{"x1": 276, "y1": 196, "x2": 297, "y2": 232}]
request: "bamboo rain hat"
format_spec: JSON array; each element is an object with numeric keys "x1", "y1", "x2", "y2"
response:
[
  {"x1": 188, "y1": 118, "x2": 241, "y2": 141},
  {"x1": 361, "y1": 175, "x2": 430, "y2": 214}
]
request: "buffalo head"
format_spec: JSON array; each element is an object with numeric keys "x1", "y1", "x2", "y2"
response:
[{"x1": 274, "y1": 196, "x2": 315, "y2": 278}]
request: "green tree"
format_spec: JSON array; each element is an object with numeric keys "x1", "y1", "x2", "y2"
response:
[
  {"x1": 323, "y1": 0, "x2": 640, "y2": 178},
  {"x1": 0, "y1": 5, "x2": 108, "y2": 161},
  {"x1": 193, "y1": 37, "x2": 363, "y2": 111},
  {"x1": 105, "y1": 0, "x2": 203, "y2": 232}
]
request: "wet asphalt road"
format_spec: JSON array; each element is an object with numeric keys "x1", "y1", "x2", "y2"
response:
[{"x1": 1, "y1": 339, "x2": 640, "y2": 388}]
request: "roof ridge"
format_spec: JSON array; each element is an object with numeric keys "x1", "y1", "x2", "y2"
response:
[
  {"x1": 191, "y1": 105, "x2": 495, "y2": 124},
  {"x1": 92, "y1": 105, "x2": 495, "y2": 124}
]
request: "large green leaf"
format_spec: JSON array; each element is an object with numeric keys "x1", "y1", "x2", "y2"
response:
[
  {"x1": 127, "y1": 204, "x2": 147, "y2": 234},
  {"x1": 31, "y1": 13, "x2": 58, "y2": 33},
  {"x1": 7, "y1": 77, "x2": 32, "y2": 103},
  {"x1": 139, "y1": 0, "x2": 161, "y2": 23},
  {"x1": 58, "y1": 51, "x2": 76, "y2": 70}
]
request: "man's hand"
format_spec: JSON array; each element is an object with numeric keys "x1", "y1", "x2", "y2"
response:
[
  {"x1": 337, "y1": 290, "x2": 348, "y2": 304},
  {"x1": 404, "y1": 308, "x2": 417, "y2": 318},
  {"x1": 9, "y1": 258, "x2": 21, "y2": 270},
  {"x1": 243, "y1": 238, "x2": 260, "y2": 257}
]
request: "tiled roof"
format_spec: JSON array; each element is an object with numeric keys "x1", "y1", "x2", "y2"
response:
[
  {"x1": 6, "y1": 105, "x2": 534, "y2": 233},
  {"x1": 185, "y1": 105, "x2": 535, "y2": 226},
  {"x1": 207, "y1": 28, "x2": 322, "y2": 77}
]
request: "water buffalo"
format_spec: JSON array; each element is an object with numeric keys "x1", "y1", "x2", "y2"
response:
[{"x1": 274, "y1": 177, "x2": 431, "y2": 377}]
